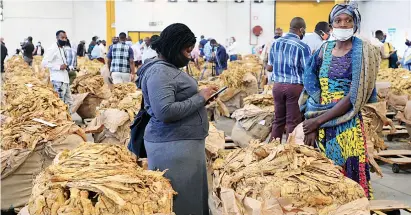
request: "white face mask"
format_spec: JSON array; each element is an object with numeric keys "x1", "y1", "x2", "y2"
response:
[{"x1": 332, "y1": 28, "x2": 354, "y2": 41}]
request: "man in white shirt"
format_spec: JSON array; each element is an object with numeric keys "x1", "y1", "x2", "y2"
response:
[
  {"x1": 99, "y1": 40, "x2": 107, "y2": 56},
  {"x1": 261, "y1": 28, "x2": 283, "y2": 84},
  {"x1": 227, "y1": 37, "x2": 238, "y2": 61},
  {"x1": 132, "y1": 42, "x2": 142, "y2": 67},
  {"x1": 43, "y1": 30, "x2": 72, "y2": 111},
  {"x1": 302, "y1": 22, "x2": 330, "y2": 54},
  {"x1": 142, "y1": 35, "x2": 159, "y2": 64}
]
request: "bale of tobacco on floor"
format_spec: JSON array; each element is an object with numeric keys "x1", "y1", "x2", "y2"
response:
[
  {"x1": 70, "y1": 64, "x2": 111, "y2": 119},
  {"x1": 377, "y1": 68, "x2": 411, "y2": 111},
  {"x1": 230, "y1": 93, "x2": 274, "y2": 147},
  {"x1": 28, "y1": 143, "x2": 176, "y2": 215},
  {"x1": 210, "y1": 140, "x2": 369, "y2": 215},
  {"x1": 86, "y1": 84, "x2": 141, "y2": 145},
  {"x1": 1, "y1": 58, "x2": 86, "y2": 210}
]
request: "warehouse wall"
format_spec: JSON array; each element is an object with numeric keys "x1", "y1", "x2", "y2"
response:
[
  {"x1": 1, "y1": 0, "x2": 106, "y2": 54},
  {"x1": 115, "y1": 1, "x2": 275, "y2": 55},
  {"x1": 358, "y1": 0, "x2": 411, "y2": 57}
]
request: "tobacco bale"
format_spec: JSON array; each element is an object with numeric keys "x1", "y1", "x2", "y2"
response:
[
  {"x1": 28, "y1": 143, "x2": 176, "y2": 215},
  {"x1": 212, "y1": 141, "x2": 366, "y2": 214}
]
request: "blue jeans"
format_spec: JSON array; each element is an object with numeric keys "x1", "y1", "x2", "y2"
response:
[{"x1": 52, "y1": 81, "x2": 73, "y2": 112}]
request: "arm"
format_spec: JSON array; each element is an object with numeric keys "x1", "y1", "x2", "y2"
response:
[
  {"x1": 147, "y1": 70, "x2": 206, "y2": 123},
  {"x1": 129, "y1": 47, "x2": 135, "y2": 74},
  {"x1": 107, "y1": 46, "x2": 113, "y2": 71}
]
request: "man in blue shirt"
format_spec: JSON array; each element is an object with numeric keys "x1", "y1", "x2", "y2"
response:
[
  {"x1": 269, "y1": 17, "x2": 311, "y2": 142},
  {"x1": 210, "y1": 39, "x2": 228, "y2": 75}
]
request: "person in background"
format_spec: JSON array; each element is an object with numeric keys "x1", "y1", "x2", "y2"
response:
[
  {"x1": 91, "y1": 41, "x2": 105, "y2": 64},
  {"x1": 199, "y1": 35, "x2": 208, "y2": 56},
  {"x1": 269, "y1": 17, "x2": 310, "y2": 142},
  {"x1": 77, "y1": 40, "x2": 86, "y2": 57},
  {"x1": 126, "y1": 36, "x2": 133, "y2": 47},
  {"x1": 191, "y1": 44, "x2": 201, "y2": 70},
  {"x1": 141, "y1": 37, "x2": 150, "y2": 54},
  {"x1": 43, "y1": 30, "x2": 73, "y2": 110},
  {"x1": 139, "y1": 39, "x2": 143, "y2": 45},
  {"x1": 261, "y1": 28, "x2": 283, "y2": 85},
  {"x1": 203, "y1": 38, "x2": 213, "y2": 61},
  {"x1": 141, "y1": 35, "x2": 159, "y2": 64},
  {"x1": 22, "y1": 36, "x2": 35, "y2": 66},
  {"x1": 65, "y1": 39, "x2": 77, "y2": 85},
  {"x1": 132, "y1": 41, "x2": 142, "y2": 68},
  {"x1": 301, "y1": 3, "x2": 378, "y2": 199},
  {"x1": 15, "y1": 49, "x2": 21, "y2": 56},
  {"x1": 107, "y1": 32, "x2": 135, "y2": 84},
  {"x1": 227, "y1": 37, "x2": 238, "y2": 61},
  {"x1": 88, "y1": 36, "x2": 98, "y2": 56},
  {"x1": 302, "y1": 21, "x2": 331, "y2": 54},
  {"x1": 137, "y1": 23, "x2": 217, "y2": 215},
  {"x1": 210, "y1": 39, "x2": 228, "y2": 75},
  {"x1": 1, "y1": 38, "x2": 8, "y2": 80},
  {"x1": 402, "y1": 39, "x2": 411, "y2": 71},
  {"x1": 110, "y1": 37, "x2": 119, "y2": 49},
  {"x1": 376, "y1": 30, "x2": 397, "y2": 69},
  {"x1": 99, "y1": 40, "x2": 107, "y2": 56},
  {"x1": 33, "y1": 42, "x2": 45, "y2": 56}
]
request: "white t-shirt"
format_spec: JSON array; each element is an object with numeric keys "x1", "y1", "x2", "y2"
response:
[
  {"x1": 142, "y1": 47, "x2": 157, "y2": 64},
  {"x1": 302, "y1": 33, "x2": 324, "y2": 54},
  {"x1": 132, "y1": 43, "x2": 142, "y2": 61},
  {"x1": 99, "y1": 43, "x2": 106, "y2": 55},
  {"x1": 91, "y1": 45, "x2": 102, "y2": 59},
  {"x1": 227, "y1": 41, "x2": 237, "y2": 55}
]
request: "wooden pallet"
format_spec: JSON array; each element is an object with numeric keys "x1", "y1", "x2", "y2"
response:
[
  {"x1": 225, "y1": 136, "x2": 238, "y2": 149},
  {"x1": 383, "y1": 124, "x2": 409, "y2": 141},
  {"x1": 374, "y1": 150, "x2": 411, "y2": 173},
  {"x1": 371, "y1": 200, "x2": 411, "y2": 214}
]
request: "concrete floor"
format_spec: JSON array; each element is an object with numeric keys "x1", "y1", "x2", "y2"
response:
[{"x1": 214, "y1": 116, "x2": 411, "y2": 213}]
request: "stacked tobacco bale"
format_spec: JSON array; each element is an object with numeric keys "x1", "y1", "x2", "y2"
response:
[
  {"x1": 1, "y1": 58, "x2": 86, "y2": 210},
  {"x1": 211, "y1": 141, "x2": 369, "y2": 215},
  {"x1": 198, "y1": 80, "x2": 230, "y2": 120},
  {"x1": 86, "y1": 83, "x2": 141, "y2": 144},
  {"x1": 219, "y1": 63, "x2": 258, "y2": 114},
  {"x1": 377, "y1": 68, "x2": 411, "y2": 111},
  {"x1": 230, "y1": 93, "x2": 274, "y2": 147},
  {"x1": 76, "y1": 57, "x2": 105, "y2": 74},
  {"x1": 70, "y1": 64, "x2": 111, "y2": 118},
  {"x1": 183, "y1": 61, "x2": 202, "y2": 79},
  {"x1": 28, "y1": 143, "x2": 175, "y2": 215}
]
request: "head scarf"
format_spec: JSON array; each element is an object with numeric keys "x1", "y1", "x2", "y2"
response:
[{"x1": 329, "y1": 2, "x2": 361, "y2": 33}]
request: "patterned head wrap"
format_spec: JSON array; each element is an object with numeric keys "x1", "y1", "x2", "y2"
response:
[{"x1": 329, "y1": 2, "x2": 361, "y2": 33}]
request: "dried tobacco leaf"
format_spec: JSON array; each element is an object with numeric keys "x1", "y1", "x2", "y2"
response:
[{"x1": 28, "y1": 143, "x2": 176, "y2": 215}]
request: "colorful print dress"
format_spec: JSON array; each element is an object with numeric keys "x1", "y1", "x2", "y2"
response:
[{"x1": 316, "y1": 47, "x2": 372, "y2": 198}]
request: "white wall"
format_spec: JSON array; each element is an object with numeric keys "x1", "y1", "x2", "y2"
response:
[
  {"x1": 358, "y1": 0, "x2": 411, "y2": 57},
  {"x1": 115, "y1": 0, "x2": 275, "y2": 54},
  {"x1": 0, "y1": 0, "x2": 106, "y2": 54}
]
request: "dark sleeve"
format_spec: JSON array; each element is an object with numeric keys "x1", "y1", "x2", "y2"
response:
[
  {"x1": 107, "y1": 46, "x2": 113, "y2": 59},
  {"x1": 146, "y1": 70, "x2": 206, "y2": 123},
  {"x1": 129, "y1": 47, "x2": 134, "y2": 60}
]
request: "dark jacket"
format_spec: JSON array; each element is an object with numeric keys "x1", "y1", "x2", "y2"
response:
[
  {"x1": 1, "y1": 43, "x2": 8, "y2": 73},
  {"x1": 137, "y1": 59, "x2": 209, "y2": 142},
  {"x1": 22, "y1": 42, "x2": 34, "y2": 59},
  {"x1": 216, "y1": 45, "x2": 228, "y2": 69},
  {"x1": 77, "y1": 44, "x2": 85, "y2": 57}
]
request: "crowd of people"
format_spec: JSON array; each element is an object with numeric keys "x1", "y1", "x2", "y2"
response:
[{"x1": 1, "y1": 2, "x2": 411, "y2": 214}]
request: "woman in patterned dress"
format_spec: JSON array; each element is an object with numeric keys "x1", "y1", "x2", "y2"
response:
[{"x1": 300, "y1": 3, "x2": 380, "y2": 199}]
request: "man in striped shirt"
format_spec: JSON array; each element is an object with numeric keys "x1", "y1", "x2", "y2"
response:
[{"x1": 269, "y1": 17, "x2": 311, "y2": 142}]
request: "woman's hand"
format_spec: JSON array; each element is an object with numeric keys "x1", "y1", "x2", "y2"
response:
[
  {"x1": 303, "y1": 118, "x2": 320, "y2": 134},
  {"x1": 304, "y1": 131, "x2": 318, "y2": 147},
  {"x1": 199, "y1": 86, "x2": 218, "y2": 101}
]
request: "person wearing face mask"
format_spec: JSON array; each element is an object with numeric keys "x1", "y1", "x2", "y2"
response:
[
  {"x1": 33, "y1": 42, "x2": 44, "y2": 56},
  {"x1": 137, "y1": 23, "x2": 217, "y2": 215},
  {"x1": 43, "y1": 30, "x2": 73, "y2": 110},
  {"x1": 260, "y1": 28, "x2": 283, "y2": 85},
  {"x1": 302, "y1": 21, "x2": 331, "y2": 54},
  {"x1": 107, "y1": 32, "x2": 135, "y2": 84},
  {"x1": 269, "y1": 17, "x2": 310, "y2": 143},
  {"x1": 300, "y1": 3, "x2": 380, "y2": 199},
  {"x1": 375, "y1": 30, "x2": 398, "y2": 69}
]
